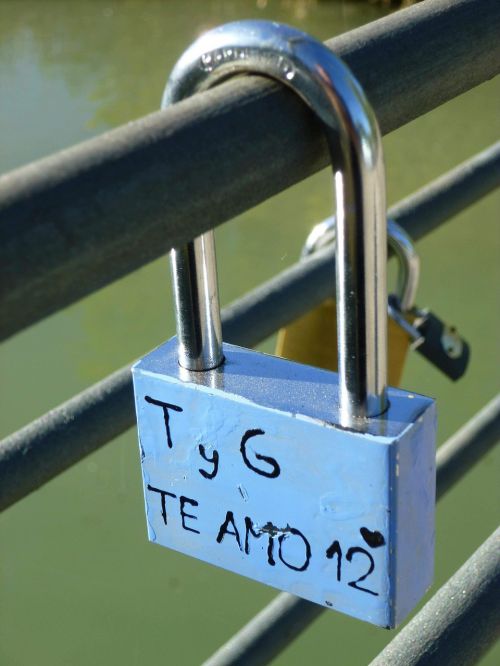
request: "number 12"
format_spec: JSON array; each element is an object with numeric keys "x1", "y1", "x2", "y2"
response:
[{"x1": 325, "y1": 539, "x2": 378, "y2": 596}]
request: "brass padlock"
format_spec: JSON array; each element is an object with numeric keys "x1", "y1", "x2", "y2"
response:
[{"x1": 276, "y1": 218, "x2": 419, "y2": 386}]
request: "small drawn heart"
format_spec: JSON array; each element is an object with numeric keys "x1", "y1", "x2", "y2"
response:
[{"x1": 360, "y1": 527, "x2": 385, "y2": 548}]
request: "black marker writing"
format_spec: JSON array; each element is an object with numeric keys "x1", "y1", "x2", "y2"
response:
[
  {"x1": 243, "y1": 517, "x2": 276, "y2": 565},
  {"x1": 346, "y1": 547, "x2": 378, "y2": 596},
  {"x1": 180, "y1": 496, "x2": 200, "y2": 534},
  {"x1": 240, "y1": 429, "x2": 280, "y2": 478},
  {"x1": 360, "y1": 527, "x2": 385, "y2": 548},
  {"x1": 267, "y1": 536, "x2": 276, "y2": 566},
  {"x1": 198, "y1": 444, "x2": 219, "y2": 480},
  {"x1": 147, "y1": 484, "x2": 176, "y2": 525},
  {"x1": 144, "y1": 396, "x2": 183, "y2": 449},
  {"x1": 277, "y1": 527, "x2": 311, "y2": 572},
  {"x1": 325, "y1": 539, "x2": 342, "y2": 582},
  {"x1": 216, "y1": 511, "x2": 242, "y2": 550}
]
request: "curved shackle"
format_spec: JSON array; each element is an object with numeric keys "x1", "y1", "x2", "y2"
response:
[
  {"x1": 302, "y1": 217, "x2": 420, "y2": 312},
  {"x1": 163, "y1": 20, "x2": 388, "y2": 427}
]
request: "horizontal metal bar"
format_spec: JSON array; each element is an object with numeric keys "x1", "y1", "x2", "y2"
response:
[
  {"x1": 0, "y1": 366, "x2": 136, "y2": 513},
  {"x1": 0, "y1": 149, "x2": 498, "y2": 511},
  {"x1": 204, "y1": 595, "x2": 323, "y2": 666},
  {"x1": 384, "y1": 142, "x2": 500, "y2": 245},
  {"x1": 222, "y1": 143, "x2": 500, "y2": 347},
  {"x1": 202, "y1": 396, "x2": 500, "y2": 666},
  {"x1": 1, "y1": 0, "x2": 499, "y2": 341},
  {"x1": 369, "y1": 527, "x2": 500, "y2": 666},
  {"x1": 436, "y1": 395, "x2": 500, "y2": 501}
]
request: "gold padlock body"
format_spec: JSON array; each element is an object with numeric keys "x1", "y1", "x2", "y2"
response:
[{"x1": 276, "y1": 299, "x2": 410, "y2": 387}]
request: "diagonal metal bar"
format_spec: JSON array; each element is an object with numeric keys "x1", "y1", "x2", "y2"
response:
[
  {"x1": 203, "y1": 594, "x2": 322, "y2": 666},
  {"x1": 436, "y1": 395, "x2": 500, "y2": 501},
  {"x1": 368, "y1": 527, "x2": 500, "y2": 666},
  {"x1": 222, "y1": 144, "x2": 500, "y2": 348},
  {"x1": 0, "y1": 150, "x2": 499, "y2": 511},
  {"x1": 201, "y1": 395, "x2": 500, "y2": 666},
  {"x1": 0, "y1": 0, "x2": 499, "y2": 340}
]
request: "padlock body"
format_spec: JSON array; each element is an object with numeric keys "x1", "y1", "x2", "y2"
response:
[{"x1": 132, "y1": 339, "x2": 436, "y2": 628}]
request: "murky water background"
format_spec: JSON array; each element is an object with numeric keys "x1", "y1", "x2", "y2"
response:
[{"x1": 0, "y1": 1, "x2": 498, "y2": 664}]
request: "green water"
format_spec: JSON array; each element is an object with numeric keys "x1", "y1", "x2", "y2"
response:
[{"x1": 0, "y1": 2, "x2": 498, "y2": 664}]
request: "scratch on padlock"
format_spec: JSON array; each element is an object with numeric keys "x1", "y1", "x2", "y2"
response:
[
  {"x1": 143, "y1": 473, "x2": 157, "y2": 543},
  {"x1": 238, "y1": 485, "x2": 249, "y2": 502},
  {"x1": 319, "y1": 492, "x2": 365, "y2": 520}
]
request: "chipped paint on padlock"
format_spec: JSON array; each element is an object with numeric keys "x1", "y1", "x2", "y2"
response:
[{"x1": 132, "y1": 20, "x2": 437, "y2": 629}]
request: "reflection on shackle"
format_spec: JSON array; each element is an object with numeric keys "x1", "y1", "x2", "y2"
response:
[
  {"x1": 163, "y1": 21, "x2": 388, "y2": 429},
  {"x1": 303, "y1": 216, "x2": 420, "y2": 313},
  {"x1": 179, "y1": 363, "x2": 225, "y2": 392}
]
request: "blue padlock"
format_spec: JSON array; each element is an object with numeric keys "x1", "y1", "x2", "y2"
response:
[{"x1": 132, "y1": 21, "x2": 436, "y2": 629}]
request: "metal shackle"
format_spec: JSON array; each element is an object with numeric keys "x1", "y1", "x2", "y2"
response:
[
  {"x1": 163, "y1": 20, "x2": 388, "y2": 427},
  {"x1": 303, "y1": 217, "x2": 420, "y2": 312}
]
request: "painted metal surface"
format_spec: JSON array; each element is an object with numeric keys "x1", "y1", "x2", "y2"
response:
[{"x1": 133, "y1": 340, "x2": 436, "y2": 628}]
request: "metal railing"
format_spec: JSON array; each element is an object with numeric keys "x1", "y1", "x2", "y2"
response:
[
  {"x1": 1, "y1": 143, "x2": 499, "y2": 512},
  {"x1": 1, "y1": 0, "x2": 499, "y2": 341},
  {"x1": 203, "y1": 397, "x2": 500, "y2": 665},
  {"x1": 0, "y1": 0, "x2": 499, "y2": 663}
]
